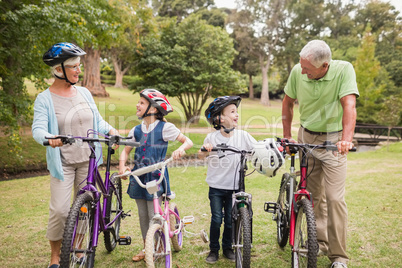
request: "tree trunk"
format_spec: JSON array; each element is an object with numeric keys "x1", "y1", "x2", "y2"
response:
[
  {"x1": 111, "y1": 54, "x2": 129, "y2": 88},
  {"x1": 248, "y1": 74, "x2": 254, "y2": 99},
  {"x1": 260, "y1": 56, "x2": 270, "y2": 106},
  {"x1": 82, "y1": 46, "x2": 109, "y2": 97}
]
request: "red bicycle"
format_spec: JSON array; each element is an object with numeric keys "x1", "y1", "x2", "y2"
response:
[{"x1": 265, "y1": 138, "x2": 355, "y2": 268}]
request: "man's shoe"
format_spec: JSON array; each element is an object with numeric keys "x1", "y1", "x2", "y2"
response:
[
  {"x1": 223, "y1": 248, "x2": 235, "y2": 262},
  {"x1": 331, "y1": 262, "x2": 347, "y2": 268},
  {"x1": 318, "y1": 249, "x2": 327, "y2": 257},
  {"x1": 206, "y1": 251, "x2": 219, "y2": 264}
]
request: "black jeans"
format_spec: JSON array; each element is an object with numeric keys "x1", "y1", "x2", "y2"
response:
[{"x1": 208, "y1": 187, "x2": 235, "y2": 251}]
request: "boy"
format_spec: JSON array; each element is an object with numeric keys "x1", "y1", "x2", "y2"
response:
[{"x1": 199, "y1": 96, "x2": 257, "y2": 264}]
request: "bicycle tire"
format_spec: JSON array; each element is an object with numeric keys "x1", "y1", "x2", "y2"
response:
[
  {"x1": 292, "y1": 198, "x2": 318, "y2": 268},
  {"x1": 234, "y1": 206, "x2": 251, "y2": 268},
  {"x1": 276, "y1": 173, "x2": 291, "y2": 247},
  {"x1": 104, "y1": 173, "x2": 122, "y2": 251},
  {"x1": 145, "y1": 223, "x2": 172, "y2": 268},
  {"x1": 60, "y1": 192, "x2": 96, "y2": 268},
  {"x1": 169, "y1": 202, "x2": 183, "y2": 251}
]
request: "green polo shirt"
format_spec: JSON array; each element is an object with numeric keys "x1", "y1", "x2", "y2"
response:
[{"x1": 284, "y1": 60, "x2": 359, "y2": 132}]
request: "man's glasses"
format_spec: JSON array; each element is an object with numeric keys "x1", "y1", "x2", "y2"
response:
[{"x1": 65, "y1": 64, "x2": 82, "y2": 71}]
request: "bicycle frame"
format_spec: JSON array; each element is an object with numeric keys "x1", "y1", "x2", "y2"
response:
[
  {"x1": 288, "y1": 146, "x2": 312, "y2": 247},
  {"x1": 116, "y1": 157, "x2": 184, "y2": 251},
  {"x1": 45, "y1": 134, "x2": 138, "y2": 263},
  {"x1": 75, "y1": 141, "x2": 123, "y2": 248}
]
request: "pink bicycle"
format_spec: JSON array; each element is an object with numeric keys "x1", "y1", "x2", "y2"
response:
[{"x1": 117, "y1": 157, "x2": 196, "y2": 268}]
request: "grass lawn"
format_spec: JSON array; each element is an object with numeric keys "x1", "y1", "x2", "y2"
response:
[{"x1": 0, "y1": 142, "x2": 401, "y2": 267}]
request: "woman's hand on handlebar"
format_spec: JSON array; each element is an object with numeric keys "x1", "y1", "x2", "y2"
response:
[{"x1": 49, "y1": 137, "x2": 64, "y2": 148}]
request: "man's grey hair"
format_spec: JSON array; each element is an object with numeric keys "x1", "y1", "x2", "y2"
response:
[{"x1": 299, "y1": 40, "x2": 332, "y2": 68}]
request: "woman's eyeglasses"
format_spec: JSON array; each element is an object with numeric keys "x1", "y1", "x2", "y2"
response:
[{"x1": 65, "y1": 64, "x2": 82, "y2": 71}]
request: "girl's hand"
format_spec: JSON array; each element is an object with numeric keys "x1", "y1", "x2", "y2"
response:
[
  {"x1": 201, "y1": 143, "x2": 213, "y2": 152},
  {"x1": 172, "y1": 148, "x2": 186, "y2": 160},
  {"x1": 118, "y1": 166, "x2": 130, "y2": 180}
]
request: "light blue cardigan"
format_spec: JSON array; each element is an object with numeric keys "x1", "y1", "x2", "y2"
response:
[{"x1": 32, "y1": 86, "x2": 114, "y2": 181}]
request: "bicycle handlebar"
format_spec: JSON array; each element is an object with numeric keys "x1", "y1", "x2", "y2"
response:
[
  {"x1": 43, "y1": 135, "x2": 140, "y2": 148},
  {"x1": 278, "y1": 138, "x2": 356, "y2": 153},
  {"x1": 115, "y1": 157, "x2": 174, "y2": 188},
  {"x1": 200, "y1": 143, "x2": 253, "y2": 154}
]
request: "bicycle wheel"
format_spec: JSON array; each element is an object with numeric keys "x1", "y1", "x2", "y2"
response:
[
  {"x1": 60, "y1": 192, "x2": 96, "y2": 268},
  {"x1": 292, "y1": 198, "x2": 318, "y2": 268},
  {"x1": 104, "y1": 173, "x2": 122, "y2": 251},
  {"x1": 145, "y1": 223, "x2": 172, "y2": 268},
  {"x1": 276, "y1": 173, "x2": 291, "y2": 247},
  {"x1": 234, "y1": 206, "x2": 251, "y2": 268},
  {"x1": 169, "y1": 202, "x2": 183, "y2": 251}
]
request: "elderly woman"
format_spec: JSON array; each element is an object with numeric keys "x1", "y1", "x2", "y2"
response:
[{"x1": 32, "y1": 42, "x2": 119, "y2": 268}]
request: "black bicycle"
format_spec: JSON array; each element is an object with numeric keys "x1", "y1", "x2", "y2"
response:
[{"x1": 202, "y1": 143, "x2": 254, "y2": 268}]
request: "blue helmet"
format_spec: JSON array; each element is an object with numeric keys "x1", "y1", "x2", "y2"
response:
[{"x1": 43, "y1": 42, "x2": 86, "y2": 66}]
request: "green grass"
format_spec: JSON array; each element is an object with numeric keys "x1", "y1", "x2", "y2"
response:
[{"x1": 0, "y1": 142, "x2": 401, "y2": 267}]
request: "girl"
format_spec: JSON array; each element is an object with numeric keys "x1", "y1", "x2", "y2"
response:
[{"x1": 119, "y1": 89, "x2": 193, "y2": 262}]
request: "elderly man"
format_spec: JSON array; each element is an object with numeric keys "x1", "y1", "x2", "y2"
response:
[{"x1": 282, "y1": 40, "x2": 359, "y2": 268}]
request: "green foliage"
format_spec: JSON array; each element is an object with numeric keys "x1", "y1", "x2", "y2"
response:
[
  {"x1": 353, "y1": 26, "x2": 386, "y2": 124},
  {"x1": 131, "y1": 15, "x2": 244, "y2": 122},
  {"x1": 0, "y1": 0, "x2": 115, "y2": 155}
]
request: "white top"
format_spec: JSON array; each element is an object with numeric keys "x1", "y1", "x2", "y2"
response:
[
  {"x1": 204, "y1": 129, "x2": 257, "y2": 190},
  {"x1": 128, "y1": 120, "x2": 180, "y2": 142}
]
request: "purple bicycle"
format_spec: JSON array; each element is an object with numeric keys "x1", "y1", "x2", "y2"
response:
[{"x1": 44, "y1": 132, "x2": 139, "y2": 268}]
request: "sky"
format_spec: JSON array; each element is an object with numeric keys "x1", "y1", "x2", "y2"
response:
[{"x1": 214, "y1": 0, "x2": 402, "y2": 14}]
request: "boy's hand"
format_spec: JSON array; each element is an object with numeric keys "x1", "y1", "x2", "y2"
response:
[
  {"x1": 172, "y1": 148, "x2": 186, "y2": 160},
  {"x1": 201, "y1": 143, "x2": 213, "y2": 152}
]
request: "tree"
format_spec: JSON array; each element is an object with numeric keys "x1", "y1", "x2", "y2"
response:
[
  {"x1": 153, "y1": 0, "x2": 214, "y2": 21},
  {"x1": 228, "y1": 9, "x2": 260, "y2": 99},
  {"x1": 353, "y1": 25, "x2": 386, "y2": 124},
  {"x1": 0, "y1": 0, "x2": 109, "y2": 154},
  {"x1": 236, "y1": 0, "x2": 288, "y2": 106},
  {"x1": 103, "y1": 0, "x2": 155, "y2": 88},
  {"x1": 131, "y1": 15, "x2": 244, "y2": 123}
]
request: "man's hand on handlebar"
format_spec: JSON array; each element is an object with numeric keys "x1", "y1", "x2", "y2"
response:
[
  {"x1": 283, "y1": 137, "x2": 296, "y2": 155},
  {"x1": 335, "y1": 140, "x2": 354, "y2": 155}
]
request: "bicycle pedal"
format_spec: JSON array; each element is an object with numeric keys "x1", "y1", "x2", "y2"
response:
[
  {"x1": 118, "y1": 236, "x2": 131, "y2": 245},
  {"x1": 122, "y1": 210, "x2": 131, "y2": 219},
  {"x1": 182, "y1": 215, "x2": 194, "y2": 225},
  {"x1": 264, "y1": 202, "x2": 277, "y2": 213}
]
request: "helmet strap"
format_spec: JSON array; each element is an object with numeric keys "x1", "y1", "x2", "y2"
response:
[
  {"x1": 138, "y1": 103, "x2": 158, "y2": 119},
  {"x1": 55, "y1": 62, "x2": 76, "y2": 85},
  {"x1": 217, "y1": 115, "x2": 235, "y2": 133}
]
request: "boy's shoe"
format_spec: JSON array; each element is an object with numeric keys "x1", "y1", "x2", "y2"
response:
[
  {"x1": 223, "y1": 248, "x2": 235, "y2": 262},
  {"x1": 331, "y1": 262, "x2": 347, "y2": 268},
  {"x1": 206, "y1": 251, "x2": 219, "y2": 264}
]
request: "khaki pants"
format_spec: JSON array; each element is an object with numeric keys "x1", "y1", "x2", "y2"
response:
[
  {"x1": 298, "y1": 127, "x2": 348, "y2": 264},
  {"x1": 47, "y1": 162, "x2": 88, "y2": 241}
]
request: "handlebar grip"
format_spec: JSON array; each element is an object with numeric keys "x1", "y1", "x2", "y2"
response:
[
  {"x1": 43, "y1": 141, "x2": 50, "y2": 146},
  {"x1": 201, "y1": 147, "x2": 207, "y2": 152},
  {"x1": 119, "y1": 141, "x2": 140, "y2": 147},
  {"x1": 350, "y1": 147, "x2": 357, "y2": 152}
]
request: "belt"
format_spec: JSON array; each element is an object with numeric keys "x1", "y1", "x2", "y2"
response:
[{"x1": 301, "y1": 126, "x2": 342, "y2": 135}]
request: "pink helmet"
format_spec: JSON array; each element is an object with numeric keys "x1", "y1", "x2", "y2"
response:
[{"x1": 140, "y1": 89, "x2": 173, "y2": 116}]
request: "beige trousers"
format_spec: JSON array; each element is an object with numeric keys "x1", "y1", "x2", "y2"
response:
[
  {"x1": 298, "y1": 127, "x2": 348, "y2": 264},
  {"x1": 47, "y1": 162, "x2": 88, "y2": 241}
]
